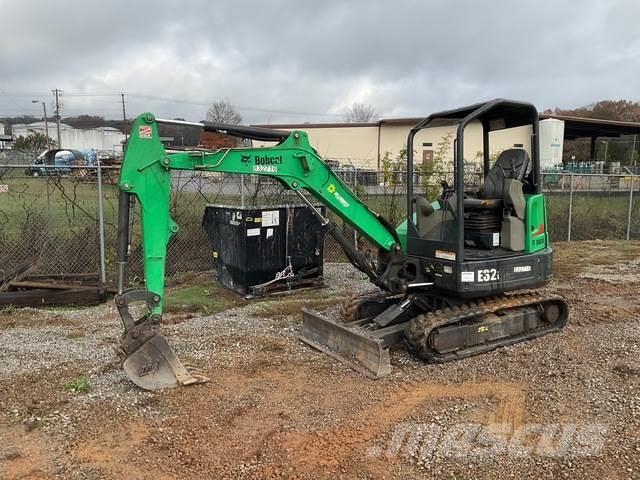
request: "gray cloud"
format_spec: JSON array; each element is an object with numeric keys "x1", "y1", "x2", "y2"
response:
[{"x1": 1, "y1": 0, "x2": 638, "y2": 123}]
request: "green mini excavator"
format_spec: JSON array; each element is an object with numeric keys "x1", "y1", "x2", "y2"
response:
[{"x1": 115, "y1": 99, "x2": 569, "y2": 390}]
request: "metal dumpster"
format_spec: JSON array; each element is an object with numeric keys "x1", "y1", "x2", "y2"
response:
[{"x1": 202, "y1": 204, "x2": 326, "y2": 297}]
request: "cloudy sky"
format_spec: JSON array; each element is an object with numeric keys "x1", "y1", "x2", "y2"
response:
[{"x1": 1, "y1": 0, "x2": 638, "y2": 124}]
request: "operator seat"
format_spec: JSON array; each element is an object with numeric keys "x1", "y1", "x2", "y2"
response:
[
  {"x1": 445, "y1": 148, "x2": 530, "y2": 250},
  {"x1": 479, "y1": 149, "x2": 529, "y2": 201}
]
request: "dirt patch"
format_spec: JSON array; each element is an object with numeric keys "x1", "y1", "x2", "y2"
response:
[
  {"x1": 255, "y1": 296, "x2": 348, "y2": 318},
  {"x1": 553, "y1": 240, "x2": 640, "y2": 278},
  {"x1": 264, "y1": 381, "x2": 528, "y2": 477},
  {"x1": 0, "y1": 248, "x2": 639, "y2": 479},
  {"x1": 0, "y1": 308, "x2": 79, "y2": 330},
  {"x1": 72, "y1": 420, "x2": 172, "y2": 480},
  {"x1": 0, "y1": 424, "x2": 55, "y2": 480}
]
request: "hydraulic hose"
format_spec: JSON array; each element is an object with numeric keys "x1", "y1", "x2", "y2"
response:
[{"x1": 116, "y1": 191, "x2": 131, "y2": 294}]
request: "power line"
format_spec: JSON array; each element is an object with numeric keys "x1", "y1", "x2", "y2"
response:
[
  {"x1": 120, "y1": 93, "x2": 346, "y2": 118},
  {"x1": 0, "y1": 92, "x2": 117, "y2": 98},
  {"x1": 1, "y1": 95, "x2": 349, "y2": 124},
  {"x1": 0, "y1": 91, "x2": 345, "y2": 118}
]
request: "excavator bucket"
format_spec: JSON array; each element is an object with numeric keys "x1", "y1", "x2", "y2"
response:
[
  {"x1": 300, "y1": 308, "x2": 401, "y2": 379},
  {"x1": 123, "y1": 333, "x2": 209, "y2": 390},
  {"x1": 116, "y1": 289, "x2": 209, "y2": 391}
]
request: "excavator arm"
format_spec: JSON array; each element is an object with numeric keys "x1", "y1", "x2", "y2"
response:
[{"x1": 115, "y1": 113, "x2": 402, "y2": 389}]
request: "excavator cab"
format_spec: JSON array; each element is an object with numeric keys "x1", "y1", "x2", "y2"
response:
[
  {"x1": 302, "y1": 99, "x2": 567, "y2": 375},
  {"x1": 402, "y1": 99, "x2": 552, "y2": 298}
]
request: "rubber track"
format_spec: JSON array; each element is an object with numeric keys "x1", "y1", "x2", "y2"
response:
[
  {"x1": 339, "y1": 290, "x2": 396, "y2": 323},
  {"x1": 405, "y1": 292, "x2": 569, "y2": 363}
]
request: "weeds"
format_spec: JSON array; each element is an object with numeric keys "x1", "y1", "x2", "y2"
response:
[
  {"x1": 163, "y1": 278, "x2": 238, "y2": 315},
  {"x1": 66, "y1": 330, "x2": 85, "y2": 339},
  {"x1": 0, "y1": 305, "x2": 18, "y2": 315},
  {"x1": 64, "y1": 376, "x2": 92, "y2": 394}
]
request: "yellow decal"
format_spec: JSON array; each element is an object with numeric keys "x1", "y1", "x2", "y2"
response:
[
  {"x1": 327, "y1": 183, "x2": 336, "y2": 193},
  {"x1": 477, "y1": 325, "x2": 489, "y2": 333}
]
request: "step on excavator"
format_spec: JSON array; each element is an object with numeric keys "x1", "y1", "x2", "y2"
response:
[{"x1": 115, "y1": 99, "x2": 569, "y2": 389}]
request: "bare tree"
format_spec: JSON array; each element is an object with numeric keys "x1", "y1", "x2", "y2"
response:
[
  {"x1": 344, "y1": 103, "x2": 377, "y2": 123},
  {"x1": 13, "y1": 130, "x2": 56, "y2": 157},
  {"x1": 206, "y1": 100, "x2": 243, "y2": 125}
]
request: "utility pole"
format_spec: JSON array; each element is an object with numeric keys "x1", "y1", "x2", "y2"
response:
[
  {"x1": 42, "y1": 102, "x2": 50, "y2": 148},
  {"x1": 31, "y1": 100, "x2": 50, "y2": 149},
  {"x1": 52, "y1": 88, "x2": 62, "y2": 148},
  {"x1": 631, "y1": 135, "x2": 637, "y2": 167},
  {"x1": 121, "y1": 93, "x2": 128, "y2": 141}
]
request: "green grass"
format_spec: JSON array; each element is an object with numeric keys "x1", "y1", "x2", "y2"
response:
[
  {"x1": 0, "y1": 175, "x2": 250, "y2": 237},
  {"x1": 0, "y1": 178, "x2": 122, "y2": 245},
  {"x1": 163, "y1": 276, "x2": 238, "y2": 314},
  {"x1": 63, "y1": 375, "x2": 92, "y2": 394},
  {"x1": 2, "y1": 175, "x2": 639, "y2": 278},
  {"x1": 546, "y1": 192, "x2": 639, "y2": 241},
  {"x1": 3, "y1": 176, "x2": 638, "y2": 241}
]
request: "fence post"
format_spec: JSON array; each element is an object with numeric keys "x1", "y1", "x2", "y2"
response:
[
  {"x1": 353, "y1": 167, "x2": 358, "y2": 248},
  {"x1": 96, "y1": 161, "x2": 106, "y2": 285},
  {"x1": 240, "y1": 175, "x2": 245, "y2": 207},
  {"x1": 567, "y1": 172, "x2": 574, "y2": 242},
  {"x1": 626, "y1": 168, "x2": 635, "y2": 241}
]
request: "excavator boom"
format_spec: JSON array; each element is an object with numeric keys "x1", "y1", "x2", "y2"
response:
[{"x1": 115, "y1": 113, "x2": 401, "y2": 389}]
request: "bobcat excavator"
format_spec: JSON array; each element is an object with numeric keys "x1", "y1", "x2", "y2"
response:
[{"x1": 115, "y1": 99, "x2": 569, "y2": 390}]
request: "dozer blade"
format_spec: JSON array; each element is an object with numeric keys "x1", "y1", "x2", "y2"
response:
[
  {"x1": 123, "y1": 333, "x2": 210, "y2": 391},
  {"x1": 299, "y1": 308, "x2": 395, "y2": 379}
]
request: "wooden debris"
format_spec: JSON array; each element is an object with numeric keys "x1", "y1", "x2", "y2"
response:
[
  {"x1": 0, "y1": 266, "x2": 111, "y2": 308},
  {"x1": 0, "y1": 261, "x2": 38, "y2": 293},
  {"x1": 0, "y1": 288, "x2": 106, "y2": 307}
]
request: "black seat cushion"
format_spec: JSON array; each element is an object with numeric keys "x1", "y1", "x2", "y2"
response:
[
  {"x1": 480, "y1": 149, "x2": 530, "y2": 199},
  {"x1": 463, "y1": 197, "x2": 502, "y2": 210}
]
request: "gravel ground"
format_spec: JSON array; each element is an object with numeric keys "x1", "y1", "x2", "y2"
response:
[{"x1": 0, "y1": 241, "x2": 639, "y2": 479}]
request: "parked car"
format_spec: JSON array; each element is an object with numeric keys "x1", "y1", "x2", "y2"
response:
[{"x1": 24, "y1": 148, "x2": 96, "y2": 176}]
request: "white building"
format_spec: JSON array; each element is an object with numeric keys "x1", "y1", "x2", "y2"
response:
[
  {"x1": 12, "y1": 122, "x2": 125, "y2": 152},
  {"x1": 253, "y1": 118, "x2": 537, "y2": 170},
  {"x1": 254, "y1": 114, "x2": 640, "y2": 171}
]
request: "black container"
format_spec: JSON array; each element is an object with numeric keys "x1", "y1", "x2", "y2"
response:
[{"x1": 202, "y1": 204, "x2": 325, "y2": 297}]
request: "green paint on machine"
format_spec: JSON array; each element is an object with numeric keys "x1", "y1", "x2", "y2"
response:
[
  {"x1": 524, "y1": 193, "x2": 548, "y2": 253},
  {"x1": 118, "y1": 113, "x2": 398, "y2": 314}
]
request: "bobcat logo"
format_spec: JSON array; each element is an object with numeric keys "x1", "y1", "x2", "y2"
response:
[{"x1": 241, "y1": 154, "x2": 251, "y2": 165}]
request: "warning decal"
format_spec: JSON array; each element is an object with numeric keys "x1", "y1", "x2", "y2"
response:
[{"x1": 139, "y1": 125, "x2": 152, "y2": 138}]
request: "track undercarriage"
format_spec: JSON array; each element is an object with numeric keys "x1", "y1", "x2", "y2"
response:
[{"x1": 300, "y1": 289, "x2": 569, "y2": 378}]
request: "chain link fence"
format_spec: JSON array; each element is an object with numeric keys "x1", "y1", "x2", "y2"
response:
[{"x1": 1, "y1": 165, "x2": 638, "y2": 284}]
